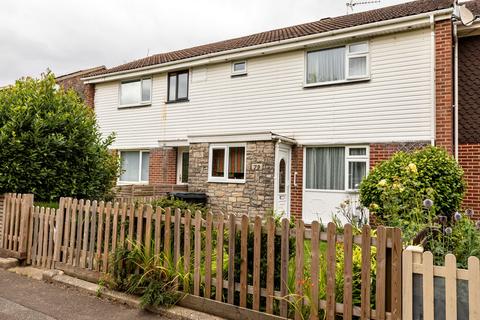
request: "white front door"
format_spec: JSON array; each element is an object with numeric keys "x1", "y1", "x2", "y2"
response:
[{"x1": 275, "y1": 144, "x2": 291, "y2": 217}]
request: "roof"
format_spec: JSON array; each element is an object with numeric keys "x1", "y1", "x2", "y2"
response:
[
  {"x1": 89, "y1": 0, "x2": 456, "y2": 78},
  {"x1": 56, "y1": 66, "x2": 106, "y2": 81}
]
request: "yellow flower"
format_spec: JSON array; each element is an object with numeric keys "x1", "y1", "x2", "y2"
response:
[
  {"x1": 369, "y1": 203, "x2": 380, "y2": 211},
  {"x1": 378, "y1": 179, "x2": 387, "y2": 187},
  {"x1": 407, "y1": 163, "x2": 417, "y2": 173}
]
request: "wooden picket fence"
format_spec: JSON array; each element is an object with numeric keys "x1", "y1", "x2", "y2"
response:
[
  {"x1": 26, "y1": 197, "x2": 400, "y2": 319},
  {"x1": 0, "y1": 193, "x2": 34, "y2": 258},
  {"x1": 403, "y1": 248, "x2": 480, "y2": 320}
]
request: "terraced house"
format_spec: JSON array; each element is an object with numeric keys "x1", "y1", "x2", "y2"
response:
[{"x1": 83, "y1": 0, "x2": 480, "y2": 223}]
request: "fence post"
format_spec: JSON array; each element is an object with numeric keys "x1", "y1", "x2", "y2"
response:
[{"x1": 18, "y1": 194, "x2": 34, "y2": 255}]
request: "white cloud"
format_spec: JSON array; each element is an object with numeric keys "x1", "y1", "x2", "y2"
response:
[{"x1": 0, "y1": 0, "x2": 409, "y2": 85}]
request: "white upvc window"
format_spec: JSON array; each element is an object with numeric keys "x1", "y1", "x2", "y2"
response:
[
  {"x1": 119, "y1": 150, "x2": 150, "y2": 184},
  {"x1": 345, "y1": 146, "x2": 369, "y2": 191},
  {"x1": 119, "y1": 78, "x2": 152, "y2": 107},
  {"x1": 305, "y1": 41, "x2": 369, "y2": 86},
  {"x1": 208, "y1": 143, "x2": 246, "y2": 183},
  {"x1": 231, "y1": 61, "x2": 247, "y2": 76},
  {"x1": 305, "y1": 146, "x2": 369, "y2": 191}
]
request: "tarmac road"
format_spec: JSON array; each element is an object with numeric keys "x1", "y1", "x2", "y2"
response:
[{"x1": 0, "y1": 269, "x2": 169, "y2": 320}]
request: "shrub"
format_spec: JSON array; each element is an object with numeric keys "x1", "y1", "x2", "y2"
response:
[
  {"x1": 360, "y1": 146, "x2": 465, "y2": 219},
  {"x1": 150, "y1": 197, "x2": 208, "y2": 215},
  {"x1": 0, "y1": 73, "x2": 119, "y2": 201}
]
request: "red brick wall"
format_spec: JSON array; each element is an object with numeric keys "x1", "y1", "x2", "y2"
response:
[
  {"x1": 149, "y1": 148, "x2": 177, "y2": 185},
  {"x1": 84, "y1": 84, "x2": 95, "y2": 109},
  {"x1": 290, "y1": 145, "x2": 303, "y2": 220},
  {"x1": 435, "y1": 20, "x2": 453, "y2": 154},
  {"x1": 370, "y1": 141, "x2": 431, "y2": 168},
  {"x1": 459, "y1": 144, "x2": 480, "y2": 213}
]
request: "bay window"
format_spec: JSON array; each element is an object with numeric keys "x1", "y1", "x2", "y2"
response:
[
  {"x1": 209, "y1": 144, "x2": 246, "y2": 183},
  {"x1": 306, "y1": 42, "x2": 369, "y2": 85},
  {"x1": 119, "y1": 151, "x2": 150, "y2": 183},
  {"x1": 305, "y1": 146, "x2": 368, "y2": 191},
  {"x1": 120, "y1": 78, "x2": 151, "y2": 107}
]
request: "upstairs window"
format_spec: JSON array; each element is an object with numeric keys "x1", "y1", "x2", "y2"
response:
[
  {"x1": 120, "y1": 78, "x2": 151, "y2": 107},
  {"x1": 306, "y1": 42, "x2": 369, "y2": 85},
  {"x1": 209, "y1": 144, "x2": 246, "y2": 183},
  {"x1": 231, "y1": 61, "x2": 247, "y2": 76},
  {"x1": 168, "y1": 70, "x2": 189, "y2": 102}
]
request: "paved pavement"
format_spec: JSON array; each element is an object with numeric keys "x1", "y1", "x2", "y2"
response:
[{"x1": 0, "y1": 269, "x2": 168, "y2": 320}]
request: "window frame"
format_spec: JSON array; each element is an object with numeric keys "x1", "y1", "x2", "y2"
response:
[
  {"x1": 118, "y1": 78, "x2": 152, "y2": 108},
  {"x1": 167, "y1": 70, "x2": 189, "y2": 103},
  {"x1": 304, "y1": 145, "x2": 369, "y2": 192},
  {"x1": 345, "y1": 146, "x2": 369, "y2": 191},
  {"x1": 118, "y1": 150, "x2": 150, "y2": 184},
  {"x1": 208, "y1": 143, "x2": 247, "y2": 183},
  {"x1": 304, "y1": 41, "x2": 370, "y2": 87},
  {"x1": 231, "y1": 60, "x2": 247, "y2": 76}
]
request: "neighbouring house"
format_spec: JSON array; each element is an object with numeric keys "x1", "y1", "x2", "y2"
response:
[
  {"x1": 55, "y1": 66, "x2": 105, "y2": 107},
  {"x1": 82, "y1": 0, "x2": 480, "y2": 223}
]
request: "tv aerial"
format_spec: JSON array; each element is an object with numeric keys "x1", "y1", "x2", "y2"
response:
[
  {"x1": 346, "y1": 0, "x2": 381, "y2": 14},
  {"x1": 453, "y1": 1, "x2": 478, "y2": 26}
]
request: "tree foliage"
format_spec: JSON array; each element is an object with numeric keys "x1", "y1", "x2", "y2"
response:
[{"x1": 0, "y1": 73, "x2": 119, "y2": 201}]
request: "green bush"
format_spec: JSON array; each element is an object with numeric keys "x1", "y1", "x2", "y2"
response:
[
  {"x1": 360, "y1": 146, "x2": 465, "y2": 219},
  {"x1": 0, "y1": 73, "x2": 119, "y2": 201}
]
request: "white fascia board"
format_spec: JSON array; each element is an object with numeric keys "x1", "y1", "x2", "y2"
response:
[
  {"x1": 188, "y1": 131, "x2": 275, "y2": 143},
  {"x1": 158, "y1": 139, "x2": 190, "y2": 147},
  {"x1": 83, "y1": 9, "x2": 453, "y2": 84}
]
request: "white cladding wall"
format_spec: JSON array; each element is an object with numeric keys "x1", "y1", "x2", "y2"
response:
[{"x1": 95, "y1": 29, "x2": 434, "y2": 149}]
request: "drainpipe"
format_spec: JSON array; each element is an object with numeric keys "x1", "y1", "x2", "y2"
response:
[
  {"x1": 430, "y1": 14, "x2": 436, "y2": 147},
  {"x1": 454, "y1": 22, "x2": 459, "y2": 160}
]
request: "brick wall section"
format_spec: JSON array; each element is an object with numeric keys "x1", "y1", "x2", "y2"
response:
[
  {"x1": 149, "y1": 148, "x2": 177, "y2": 185},
  {"x1": 435, "y1": 20, "x2": 453, "y2": 154},
  {"x1": 290, "y1": 145, "x2": 303, "y2": 221},
  {"x1": 369, "y1": 141, "x2": 431, "y2": 168},
  {"x1": 84, "y1": 84, "x2": 95, "y2": 108},
  {"x1": 458, "y1": 144, "x2": 480, "y2": 213},
  {"x1": 188, "y1": 141, "x2": 275, "y2": 216}
]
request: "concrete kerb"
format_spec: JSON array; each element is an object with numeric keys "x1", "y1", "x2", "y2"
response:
[
  {"x1": 8, "y1": 266, "x2": 223, "y2": 320},
  {"x1": 0, "y1": 257, "x2": 19, "y2": 269}
]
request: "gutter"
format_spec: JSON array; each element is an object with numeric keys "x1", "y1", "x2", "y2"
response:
[{"x1": 83, "y1": 8, "x2": 454, "y2": 84}]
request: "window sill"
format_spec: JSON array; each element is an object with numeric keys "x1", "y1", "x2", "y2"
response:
[
  {"x1": 208, "y1": 179, "x2": 246, "y2": 184},
  {"x1": 303, "y1": 77, "x2": 370, "y2": 88},
  {"x1": 117, "y1": 181, "x2": 149, "y2": 185},
  {"x1": 118, "y1": 102, "x2": 151, "y2": 109},
  {"x1": 231, "y1": 73, "x2": 247, "y2": 78},
  {"x1": 165, "y1": 99, "x2": 190, "y2": 104}
]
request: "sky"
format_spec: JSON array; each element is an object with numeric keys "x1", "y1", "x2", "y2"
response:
[{"x1": 0, "y1": 0, "x2": 410, "y2": 86}]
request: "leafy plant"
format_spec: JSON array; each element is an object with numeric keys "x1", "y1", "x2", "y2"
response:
[
  {"x1": 360, "y1": 146, "x2": 465, "y2": 219},
  {"x1": 104, "y1": 241, "x2": 188, "y2": 308},
  {"x1": 423, "y1": 210, "x2": 480, "y2": 268},
  {"x1": 0, "y1": 73, "x2": 119, "y2": 201}
]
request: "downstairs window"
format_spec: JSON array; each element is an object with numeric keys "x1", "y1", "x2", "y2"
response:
[
  {"x1": 305, "y1": 146, "x2": 368, "y2": 191},
  {"x1": 209, "y1": 144, "x2": 246, "y2": 183},
  {"x1": 119, "y1": 150, "x2": 150, "y2": 183}
]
